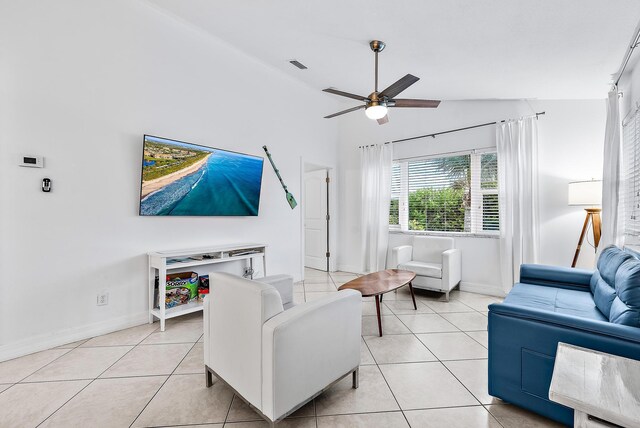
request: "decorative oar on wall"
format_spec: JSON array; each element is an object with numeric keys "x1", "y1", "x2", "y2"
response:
[{"x1": 262, "y1": 145, "x2": 298, "y2": 209}]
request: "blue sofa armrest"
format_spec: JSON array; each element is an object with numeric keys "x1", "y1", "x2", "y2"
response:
[
  {"x1": 519, "y1": 264, "x2": 593, "y2": 291},
  {"x1": 489, "y1": 302, "x2": 640, "y2": 343}
]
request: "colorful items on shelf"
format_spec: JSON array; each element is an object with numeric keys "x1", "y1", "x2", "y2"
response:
[
  {"x1": 155, "y1": 271, "x2": 199, "y2": 309},
  {"x1": 198, "y1": 275, "x2": 210, "y2": 302}
]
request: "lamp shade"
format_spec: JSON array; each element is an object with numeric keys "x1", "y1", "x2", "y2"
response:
[{"x1": 568, "y1": 180, "x2": 602, "y2": 206}]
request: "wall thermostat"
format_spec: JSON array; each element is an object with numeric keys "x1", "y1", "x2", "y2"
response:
[
  {"x1": 42, "y1": 178, "x2": 51, "y2": 192},
  {"x1": 19, "y1": 155, "x2": 44, "y2": 168}
]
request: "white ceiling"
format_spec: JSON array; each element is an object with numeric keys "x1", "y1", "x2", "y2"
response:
[{"x1": 149, "y1": 0, "x2": 640, "y2": 101}]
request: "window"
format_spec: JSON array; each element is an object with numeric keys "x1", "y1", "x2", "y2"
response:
[
  {"x1": 623, "y1": 108, "x2": 640, "y2": 239},
  {"x1": 389, "y1": 151, "x2": 499, "y2": 234}
]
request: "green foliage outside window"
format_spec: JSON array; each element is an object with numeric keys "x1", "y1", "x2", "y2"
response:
[
  {"x1": 389, "y1": 199, "x2": 399, "y2": 225},
  {"x1": 408, "y1": 187, "x2": 468, "y2": 232}
]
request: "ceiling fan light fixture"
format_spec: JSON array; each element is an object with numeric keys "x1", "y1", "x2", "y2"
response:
[{"x1": 365, "y1": 103, "x2": 388, "y2": 120}]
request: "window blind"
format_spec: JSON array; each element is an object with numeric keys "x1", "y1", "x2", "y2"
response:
[
  {"x1": 390, "y1": 163, "x2": 401, "y2": 226},
  {"x1": 476, "y1": 153, "x2": 499, "y2": 232},
  {"x1": 390, "y1": 151, "x2": 499, "y2": 234},
  {"x1": 623, "y1": 108, "x2": 640, "y2": 238}
]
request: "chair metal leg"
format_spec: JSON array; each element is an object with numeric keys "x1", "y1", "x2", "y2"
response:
[
  {"x1": 352, "y1": 368, "x2": 359, "y2": 389},
  {"x1": 205, "y1": 366, "x2": 213, "y2": 387},
  {"x1": 445, "y1": 291, "x2": 450, "y2": 302}
]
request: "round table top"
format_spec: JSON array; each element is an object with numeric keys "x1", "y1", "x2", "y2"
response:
[{"x1": 337, "y1": 269, "x2": 416, "y2": 297}]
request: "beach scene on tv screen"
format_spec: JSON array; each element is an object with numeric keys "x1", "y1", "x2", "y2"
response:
[{"x1": 140, "y1": 136, "x2": 263, "y2": 216}]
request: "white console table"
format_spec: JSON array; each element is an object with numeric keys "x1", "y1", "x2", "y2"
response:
[
  {"x1": 549, "y1": 342, "x2": 640, "y2": 427},
  {"x1": 148, "y1": 243, "x2": 267, "y2": 331}
]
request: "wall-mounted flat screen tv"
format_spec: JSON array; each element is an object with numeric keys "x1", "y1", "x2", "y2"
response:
[{"x1": 139, "y1": 135, "x2": 264, "y2": 216}]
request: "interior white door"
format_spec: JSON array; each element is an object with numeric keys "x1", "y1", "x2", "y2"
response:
[{"x1": 304, "y1": 169, "x2": 328, "y2": 271}]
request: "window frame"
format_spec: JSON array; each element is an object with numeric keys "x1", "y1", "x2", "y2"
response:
[{"x1": 390, "y1": 149, "x2": 499, "y2": 238}]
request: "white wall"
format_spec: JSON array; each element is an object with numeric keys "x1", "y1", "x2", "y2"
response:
[
  {"x1": 337, "y1": 99, "x2": 605, "y2": 295},
  {"x1": 0, "y1": 0, "x2": 339, "y2": 360},
  {"x1": 619, "y1": 55, "x2": 640, "y2": 119}
]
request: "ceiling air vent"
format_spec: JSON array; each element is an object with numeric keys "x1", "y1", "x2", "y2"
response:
[{"x1": 289, "y1": 60, "x2": 308, "y2": 70}]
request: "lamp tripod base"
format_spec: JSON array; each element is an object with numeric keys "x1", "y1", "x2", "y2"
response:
[{"x1": 571, "y1": 208, "x2": 602, "y2": 268}]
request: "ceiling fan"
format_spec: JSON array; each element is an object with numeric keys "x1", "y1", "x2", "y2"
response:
[{"x1": 323, "y1": 40, "x2": 440, "y2": 125}]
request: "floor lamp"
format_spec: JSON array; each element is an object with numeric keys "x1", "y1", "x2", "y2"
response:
[{"x1": 569, "y1": 180, "x2": 602, "y2": 268}]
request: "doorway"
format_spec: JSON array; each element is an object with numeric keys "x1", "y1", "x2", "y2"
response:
[{"x1": 304, "y1": 166, "x2": 330, "y2": 271}]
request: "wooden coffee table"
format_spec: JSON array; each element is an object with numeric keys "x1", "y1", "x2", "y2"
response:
[{"x1": 338, "y1": 269, "x2": 417, "y2": 336}]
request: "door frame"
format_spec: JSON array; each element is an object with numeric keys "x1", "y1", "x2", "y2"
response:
[{"x1": 300, "y1": 158, "x2": 337, "y2": 278}]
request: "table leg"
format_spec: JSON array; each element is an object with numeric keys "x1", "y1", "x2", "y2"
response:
[
  {"x1": 409, "y1": 282, "x2": 417, "y2": 310},
  {"x1": 375, "y1": 295, "x2": 383, "y2": 337}
]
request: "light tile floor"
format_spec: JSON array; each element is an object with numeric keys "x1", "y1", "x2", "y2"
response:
[{"x1": 0, "y1": 269, "x2": 565, "y2": 428}]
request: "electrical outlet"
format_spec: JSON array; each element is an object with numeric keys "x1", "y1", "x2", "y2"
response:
[{"x1": 97, "y1": 292, "x2": 109, "y2": 306}]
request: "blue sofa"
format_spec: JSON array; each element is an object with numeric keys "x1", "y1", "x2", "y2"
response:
[{"x1": 488, "y1": 246, "x2": 640, "y2": 426}]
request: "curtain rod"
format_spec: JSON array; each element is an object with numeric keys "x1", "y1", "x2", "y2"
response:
[
  {"x1": 614, "y1": 19, "x2": 640, "y2": 86},
  {"x1": 395, "y1": 145, "x2": 497, "y2": 162},
  {"x1": 358, "y1": 111, "x2": 545, "y2": 148}
]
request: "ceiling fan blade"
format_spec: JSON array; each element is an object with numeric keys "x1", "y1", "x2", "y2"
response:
[
  {"x1": 377, "y1": 115, "x2": 389, "y2": 125},
  {"x1": 390, "y1": 99, "x2": 441, "y2": 108},
  {"x1": 324, "y1": 105, "x2": 365, "y2": 119},
  {"x1": 379, "y1": 74, "x2": 420, "y2": 99},
  {"x1": 322, "y1": 88, "x2": 370, "y2": 102}
]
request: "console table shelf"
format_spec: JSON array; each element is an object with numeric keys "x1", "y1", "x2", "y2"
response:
[{"x1": 148, "y1": 243, "x2": 267, "y2": 330}]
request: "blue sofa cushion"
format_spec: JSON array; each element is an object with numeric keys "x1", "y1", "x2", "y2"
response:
[
  {"x1": 521, "y1": 264, "x2": 592, "y2": 289},
  {"x1": 591, "y1": 271, "x2": 617, "y2": 318},
  {"x1": 609, "y1": 259, "x2": 640, "y2": 327},
  {"x1": 504, "y1": 283, "x2": 606, "y2": 322},
  {"x1": 595, "y1": 246, "x2": 632, "y2": 290},
  {"x1": 610, "y1": 297, "x2": 640, "y2": 326},
  {"x1": 625, "y1": 246, "x2": 640, "y2": 259}
]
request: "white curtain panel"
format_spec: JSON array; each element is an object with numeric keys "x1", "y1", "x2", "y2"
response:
[
  {"x1": 360, "y1": 144, "x2": 393, "y2": 273},
  {"x1": 496, "y1": 117, "x2": 540, "y2": 292},
  {"x1": 600, "y1": 88, "x2": 624, "y2": 251}
]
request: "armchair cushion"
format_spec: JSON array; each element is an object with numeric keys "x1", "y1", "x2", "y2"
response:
[
  {"x1": 398, "y1": 261, "x2": 442, "y2": 278},
  {"x1": 259, "y1": 274, "x2": 294, "y2": 309},
  {"x1": 412, "y1": 236, "x2": 454, "y2": 263}
]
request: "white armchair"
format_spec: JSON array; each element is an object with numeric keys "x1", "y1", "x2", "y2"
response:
[
  {"x1": 204, "y1": 273, "x2": 362, "y2": 427},
  {"x1": 392, "y1": 236, "x2": 461, "y2": 301}
]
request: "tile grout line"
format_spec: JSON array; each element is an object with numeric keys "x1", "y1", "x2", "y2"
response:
[
  {"x1": 129, "y1": 336, "x2": 201, "y2": 428},
  {"x1": 222, "y1": 393, "x2": 237, "y2": 426},
  {"x1": 481, "y1": 403, "x2": 507, "y2": 428},
  {"x1": 35, "y1": 326, "x2": 161, "y2": 428}
]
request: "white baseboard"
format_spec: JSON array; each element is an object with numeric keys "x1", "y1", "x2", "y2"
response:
[
  {"x1": 336, "y1": 264, "x2": 363, "y2": 275},
  {"x1": 459, "y1": 281, "x2": 505, "y2": 297},
  {"x1": 0, "y1": 311, "x2": 149, "y2": 362}
]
